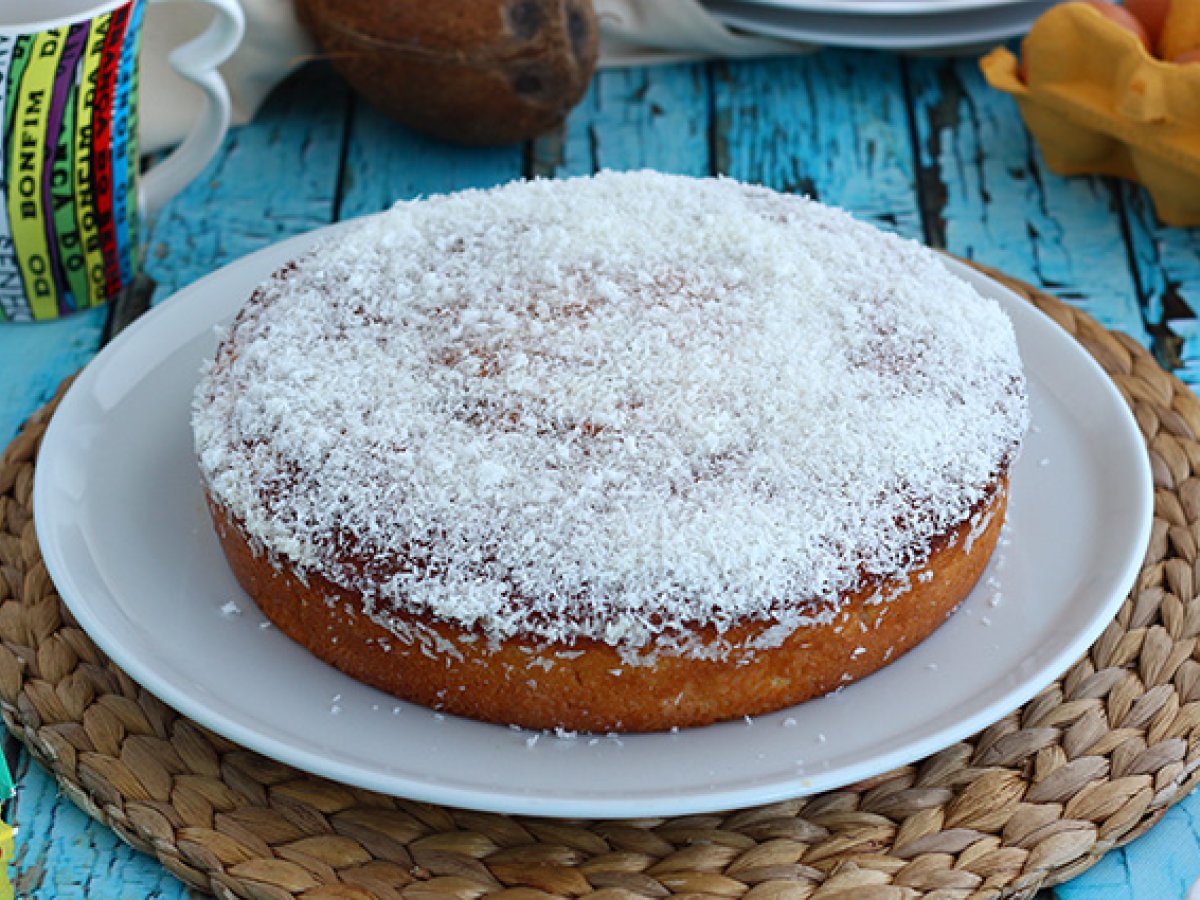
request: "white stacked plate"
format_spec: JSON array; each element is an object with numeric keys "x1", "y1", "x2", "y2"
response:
[{"x1": 705, "y1": 0, "x2": 1061, "y2": 51}]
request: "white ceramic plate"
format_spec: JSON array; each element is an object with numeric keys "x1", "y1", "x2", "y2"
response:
[
  {"x1": 707, "y1": 0, "x2": 1058, "y2": 48},
  {"x1": 719, "y1": 0, "x2": 1045, "y2": 17},
  {"x1": 34, "y1": 226, "x2": 1152, "y2": 818}
]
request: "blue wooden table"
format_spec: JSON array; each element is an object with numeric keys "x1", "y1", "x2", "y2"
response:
[{"x1": 3, "y1": 48, "x2": 1199, "y2": 898}]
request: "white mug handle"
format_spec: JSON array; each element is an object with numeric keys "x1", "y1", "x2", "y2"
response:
[{"x1": 140, "y1": 0, "x2": 245, "y2": 218}]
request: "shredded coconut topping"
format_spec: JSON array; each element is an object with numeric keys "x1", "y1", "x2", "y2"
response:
[{"x1": 193, "y1": 171, "x2": 1028, "y2": 654}]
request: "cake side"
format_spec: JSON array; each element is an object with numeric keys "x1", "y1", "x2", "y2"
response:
[{"x1": 207, "y1": 476, "x2": 1008, "y2": 732}]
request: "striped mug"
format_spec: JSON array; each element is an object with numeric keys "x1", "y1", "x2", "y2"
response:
[{"x1": 0, "y1": 0, "x2": 243, "y2": 322}]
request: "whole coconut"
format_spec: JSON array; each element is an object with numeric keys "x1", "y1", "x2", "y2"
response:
[{"x1": 296, "y1": 0, "x2": 599, "y2": 145}]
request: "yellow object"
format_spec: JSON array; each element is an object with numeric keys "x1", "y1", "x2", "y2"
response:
[
  {"x1": 1160, "y1": 0, "x2": 1200, "y2": 59},
  {"x1": 980, "y1": 1, "x2": 1200, "y2": 226},
  {"x1": 0, "y1": 821, "x2": 13, "y2": 900}
]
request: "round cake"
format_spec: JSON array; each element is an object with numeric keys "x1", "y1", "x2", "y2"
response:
[{"x1": 193, "y1": 171, "x2": 1029, "y2": 733}]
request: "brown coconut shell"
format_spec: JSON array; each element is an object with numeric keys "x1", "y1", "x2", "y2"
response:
[{"x1": 296, "y1": 0, "x2": 599, "y2": 145}]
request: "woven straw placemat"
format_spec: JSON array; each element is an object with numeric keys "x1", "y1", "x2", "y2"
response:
[{"x1": 1, "y1": 266, "x2": 1197, "y2": 900}]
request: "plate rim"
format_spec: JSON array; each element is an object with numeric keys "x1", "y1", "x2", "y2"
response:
[
  {"x1": 710, "y1": 0, "x2": 1046, "y2": 16},
  {"x1": 32, "y1": 226, "x2": 1154, "y2": 818},
  {"x1": 706, "y1": 0, "x2": 1054, "y2": 48}
]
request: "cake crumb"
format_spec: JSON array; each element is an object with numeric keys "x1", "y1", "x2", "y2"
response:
[{"x1": 220, "y1": 601, "x2": 241, "y2": 616}]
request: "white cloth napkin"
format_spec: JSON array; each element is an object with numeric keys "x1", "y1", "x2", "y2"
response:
[
  {"x1": 140, "y1": 0, "x2": 807, "y2": 153},
  {"x1": 595, "y1": 0, "x2": 801, "y2": 65}
]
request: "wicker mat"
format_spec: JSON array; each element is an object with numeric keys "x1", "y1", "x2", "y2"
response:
[{"x1": 2, "y1": 266, "x2": 1198, "y2": 900}]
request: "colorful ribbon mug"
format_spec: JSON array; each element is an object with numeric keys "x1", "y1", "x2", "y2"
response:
[{"x1": 0, "y1": 0, "x2": 244, "y2": 322}]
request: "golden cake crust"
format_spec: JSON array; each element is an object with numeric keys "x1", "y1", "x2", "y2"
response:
[{"x1": 207, "y1": 478, "x2": 1008, "y2": 733}]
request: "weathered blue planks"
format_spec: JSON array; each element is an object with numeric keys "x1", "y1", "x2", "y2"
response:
[
  {"x1": 1122, "y1": 185, "x2": 1200, "y2": 387},
  {"x1": 143, "y1": 63, "x2": 350, "y2": 302},
  {"x1": 531, "y1": 64, "x2": 712, "y2": 177},
  {"x1": 712, "y1": 51, "x2": 923, "y2": 240},
  {"x1": 905, "y1": 56, "x2": 1150, "y2": 347},
  {"x1": 0, "y1": 309, "x2": 105, "y2": 448},
  {"x1": 339, "y1": 100, "x2": 525, "y2": 218}
]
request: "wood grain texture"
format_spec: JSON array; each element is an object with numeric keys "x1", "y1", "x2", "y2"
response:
[
  {"x1": 143, "y1": 64, "x2": 349, "y2": 302},
  {"x1": 0, "y1": 310, "x2": 105, "y2": 448},
  {"x1": 339, "y1": 99, "x2": 524, "y2": 219},
  {"x1": 531, "y1": 64, "x2": 711, "y2": 177},
  {"x1": 1122, "y1": 185, "x2": 1200, "y2": 387},
  {"x1": 712, "y1": 51, "x2": 922, "y2": 240}
]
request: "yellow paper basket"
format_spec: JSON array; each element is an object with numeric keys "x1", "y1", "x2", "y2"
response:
[{"x1": 981, "y1": 2, "x2": 1200, "y2": 226}]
